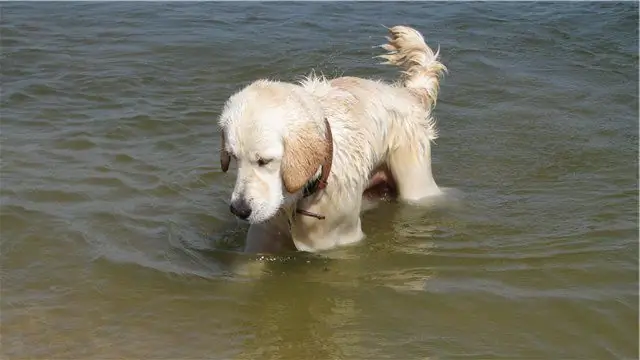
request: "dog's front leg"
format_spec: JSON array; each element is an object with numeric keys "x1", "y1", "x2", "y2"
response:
[{"x1": 244, "y1": 215, "x2": 295, "y2": 254}]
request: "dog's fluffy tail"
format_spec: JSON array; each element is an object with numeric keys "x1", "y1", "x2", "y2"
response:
[{"x1": 378, "y1": 25, "x2": 447, "y2": 108}]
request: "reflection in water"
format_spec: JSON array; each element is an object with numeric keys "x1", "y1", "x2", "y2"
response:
[{"x1": 236, "y1": 271, "x2": 361, "y2": 359}]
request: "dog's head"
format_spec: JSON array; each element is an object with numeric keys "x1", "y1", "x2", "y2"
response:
[{"x1": 218, "y1": 80, "x2": 329, "y2": 223}]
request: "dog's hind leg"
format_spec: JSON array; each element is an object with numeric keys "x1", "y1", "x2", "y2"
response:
[{"x1": 387, "y1": 139, "x2": 441, "y2": 202}]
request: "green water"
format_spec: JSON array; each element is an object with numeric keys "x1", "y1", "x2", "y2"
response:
[{"x1": 1, "y1": 2, "x2": 638, "y2": 359}]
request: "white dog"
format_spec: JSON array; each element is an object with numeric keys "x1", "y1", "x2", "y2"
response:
[{"x1": 218, "y1": 25, "x2": 447, "y2": 253}]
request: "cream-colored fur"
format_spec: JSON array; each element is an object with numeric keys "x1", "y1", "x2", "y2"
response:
[{"x1": 218, "y1": 26, "x2": 447, "y2": 253}]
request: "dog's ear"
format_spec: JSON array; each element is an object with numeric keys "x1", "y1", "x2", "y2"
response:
[
  {"x1": 281, "y1": 124, "x2": 328, "y2": 193},
  {"x1": 220, "y1": 131, "x2": 231, "y2": 173}
]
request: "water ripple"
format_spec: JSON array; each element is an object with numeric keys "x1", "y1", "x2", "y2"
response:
[{"x1": 1, "y1": 2, "x2": 637, "y2": 359}]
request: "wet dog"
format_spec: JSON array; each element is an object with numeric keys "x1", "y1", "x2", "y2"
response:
[{"x1": 218, "y1": 26, "x2": 447, "y2": 253}]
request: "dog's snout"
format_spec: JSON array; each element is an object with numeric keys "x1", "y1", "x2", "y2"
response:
[{"x1": 230, "y1": 198, "x2": 252, "y2": 220}]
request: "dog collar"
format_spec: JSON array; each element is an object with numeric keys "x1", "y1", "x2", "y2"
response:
[{"x1": 295, "y1": 118, "x2": 333, "y2": 220}]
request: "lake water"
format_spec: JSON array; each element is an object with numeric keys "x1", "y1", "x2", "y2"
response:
[{"x1": 1, "y1": 2, "x2": 638, "y2": 359}]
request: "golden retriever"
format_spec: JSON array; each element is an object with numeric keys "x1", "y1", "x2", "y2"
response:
[{"x1": 218, "y1": 25, "x2": 447, "y2": 253}]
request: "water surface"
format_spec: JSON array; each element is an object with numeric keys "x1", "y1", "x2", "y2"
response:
[{"x1": 1, "y1": 2, "x2": 638, "y2": 359}]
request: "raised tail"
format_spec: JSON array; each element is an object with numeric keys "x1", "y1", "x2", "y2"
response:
[{"x1": 377, "y1": 25, "x2": 447, "y2": 108}]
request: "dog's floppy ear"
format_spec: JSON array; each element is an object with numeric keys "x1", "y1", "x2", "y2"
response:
[
  {"x1": 220, "y1": 131, "x2": 231, "y2": 173},
  {"x1": 281, "y1": 123, "x2": 328, "y2": 193}
]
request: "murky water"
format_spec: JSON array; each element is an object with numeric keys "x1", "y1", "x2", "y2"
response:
[{"x1": 1, "y1": 2, "x2": 638, "y2": 359}]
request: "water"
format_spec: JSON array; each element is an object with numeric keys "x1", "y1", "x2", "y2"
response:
[{"x1": 1, "y1": 2, "x2": 638, "y2": 359}]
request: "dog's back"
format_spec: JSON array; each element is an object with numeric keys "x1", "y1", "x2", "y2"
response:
[{"x1": 298, "y1": 26, "x2": 446, "y2": 181}]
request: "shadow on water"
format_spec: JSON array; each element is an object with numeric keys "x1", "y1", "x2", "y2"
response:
[{"x1": 159, "y1": 214, "x2": 336, "y2": 279}]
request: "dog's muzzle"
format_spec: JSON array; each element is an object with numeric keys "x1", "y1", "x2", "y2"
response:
[{"x1": 230, "y1": 198, "x2": 252, "y2": 220}]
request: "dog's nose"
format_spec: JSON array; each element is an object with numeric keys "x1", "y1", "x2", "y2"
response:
[{"x1": 229, "y1": 199, "x2": 252, "y2": 220}]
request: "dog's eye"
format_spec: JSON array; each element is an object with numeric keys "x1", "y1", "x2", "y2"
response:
[{"x1": 257, "y1": 158, "x2": 272, "y2": 167}]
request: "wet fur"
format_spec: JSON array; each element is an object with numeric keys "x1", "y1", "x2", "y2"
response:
[{"x1": 219, "y1": 25, "x2": 447, "y2": 253}]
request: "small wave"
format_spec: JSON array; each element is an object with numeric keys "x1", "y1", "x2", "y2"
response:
[{"x1": 52, "y1": 137, "x2": 97, "y2": 151}]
